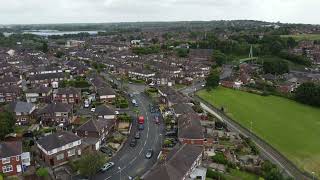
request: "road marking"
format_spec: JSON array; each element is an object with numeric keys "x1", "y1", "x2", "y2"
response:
[
  {"x1": 139, "y1": 147, "x2": 143, "y2": 155},
  {"x1": 129, "y1": 157, "x2": 137, "y2": 164},
  {"x1": 105, "y1": 176, "x2": 111, "y2": 180}
]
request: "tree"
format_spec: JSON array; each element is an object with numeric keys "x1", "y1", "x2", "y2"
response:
[
  {"x1": 41, "y1": 42, "x2": 49, "y2": 53},
  {"x1": 263, "y1": 60, "x2": 289, "y2": 75},
  {"x1": 78, "y1": 153, "x2": 106, "y2": 177},
  {"x1": 205, "y1": 69, "x2": 220, "y2": 89},
  {"x1": 0, "y1": 111, "x2": 15, "y2": 140},
  {"x1": 36, "y1": 168, "x2": 49, "y2": 178},
  {"x1": 212, "y1": 50, "x2": 227, "y2": 66},
  {"x1": 294, "y1": 82, "x2": 320, "y2": 107}
]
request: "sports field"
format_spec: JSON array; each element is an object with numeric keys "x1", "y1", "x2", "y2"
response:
[
  {"x1": 197, "y1": 87, "x2": 320, "y2": 177},
  {"x1": 281, "y1": 34, "x2": 320, "y2": 41}
]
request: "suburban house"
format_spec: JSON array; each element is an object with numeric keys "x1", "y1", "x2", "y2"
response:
[
  {"x1": 37, "y1": 102, "x2": 73, "y2": 126},
  {"x1": 8, "y1": 101, "x2": 36, "y2": 125},
  {"x1": 177, "y1": 113, "x2": 204, "y2": 145},
  {"x1": 172, "y1": 103, "x2": 195, "y2": 117},
  {"x1": 0, "y1": 76, "x2": 22, "y2": 87},
  {"x1": 76, "y1": 118, "x2": 115, "y2": 151},
  {"x1": 25, "y1": 85, "x2": 52, "y2": 103},
  {"x1": 144, "y1": 144, "x2": 203, "y2": 180},
  {"x1": 158, "y1": 86, "x2": 189, "y2": 107},
  {"x1": 53, "y1": 87, "x2": 81, "y2": 104},
  {"x1": 36, "y1": 131, "x2": 82, "y2": 166},
  {"x1": 28, "y1": 73, "x2": 66, "y2": 87},
  {"x1": 97, "y1": 86, "x2": 116, "y2": 103},
  {"x1": 0, "y1": 141, "x2": 31, "y2": 176},
  {"x1": 128, "y1": 68, "x2": 155, "y2": 81},
  {"x1": 94, "y1": 105, "x2": 116, "y2": 120},
  {"x1": 0, "y1": 86, "x2": 21, "y2": 103}
]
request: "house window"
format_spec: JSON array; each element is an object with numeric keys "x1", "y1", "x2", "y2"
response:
[
  {"x1": 16, "y1": 155, "x2": 20, "y2": 161},
  {"x1": 56, "y1": 153, "x2": 64, "y2": 161},
  {"x1": 2, "y1": 157, "x2": 10, "y2": 164},
  {"x1": 2, "y1": 165, "x2": 13, "y2": 173},
  {"x1": 67, "y1": 149, "x2": 76, "y2": 157}
]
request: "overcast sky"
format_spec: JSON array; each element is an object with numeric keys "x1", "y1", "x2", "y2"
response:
[{"x1": 0, "y1": 0, "x2": 319, "y2": 25}]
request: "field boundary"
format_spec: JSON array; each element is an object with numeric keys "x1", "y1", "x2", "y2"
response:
[{"x1": 195, "y1": 94, "x2": 315, "y2": 180}]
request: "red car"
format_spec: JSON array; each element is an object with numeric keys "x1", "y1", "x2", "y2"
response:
[{"x1": 138, "y1": 116, "x2": 145, "y2": 124}]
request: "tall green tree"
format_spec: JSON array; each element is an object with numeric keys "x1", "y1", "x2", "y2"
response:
[
  {"x1": 295, "y1": 82, "x2": 320, "y2": 107},
  {"x1": 205, "y1": 69, "x2": 220, "y2": 89},
  {"x1": 212, "y1": 50, "x2": 227, "y2": 66},
  {"x1": 78, "y1": 153, "x2": 106, "y2": 178},
  {"x1": 0, "y1": 111, "x2": 15, "y2": 140}
]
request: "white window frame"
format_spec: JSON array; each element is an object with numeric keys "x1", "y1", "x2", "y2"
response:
[
  {"x1": 2, "y1": 165, "x2": 13, "y2": 173},
  {"x1": 56, "y1": 153, "x2": 64, "y2": 161},
  {"x1": 67, "y1": 149, "x2": 76, "y2": 157},
  {"x1": 2, "y1": 157, "x2": 10, "y2": 164}
]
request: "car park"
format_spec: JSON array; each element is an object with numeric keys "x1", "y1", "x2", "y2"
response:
[
  {"x1": 145, "y1": 149, "x2": 153, "y2": 159},
  {"x1": 100, "y1": 162, "x2": 115, "y2": 172},
  {"x1": 130, "y1": 139, "x2": 137, "y2": 147}
]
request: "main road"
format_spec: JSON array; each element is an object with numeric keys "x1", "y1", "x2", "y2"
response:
[{"x1": 94, "y1": 73, "x2": 163, "y2": 180}]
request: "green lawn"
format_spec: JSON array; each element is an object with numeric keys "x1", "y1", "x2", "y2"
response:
[
  {"x1": 197, "y1": 87, "x2": 320, "y2": 177},
  {"x1": 281, "y1": 34, "x2": 320, "y2": 41},
  {"x1": 226, "y1": 169, "x2": 260, "y2": 180}
]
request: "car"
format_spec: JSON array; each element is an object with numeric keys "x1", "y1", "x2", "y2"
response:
[
  {"x1": 134, "y1": 131, "x2": 140, "y2": 139},
  {"x1": 145, "y1": 149, "x2": 153, "y2": 159},
  {"x1": 100, "y1": 162, "x2": 114, "y2": 172},
  {"x1": 138, "y1": 124, "x2": 144, "y2": 130},
  {"x1": 130, "y1": 139, "x2": 137, "y2": 147},
  {"x1": 201, "y1": 84, "x2": 205, "y2": 87},
  {"x1": 129, "y1": 81, "x2": 133, "y2": 84},
  {"x1": 100, "y1": 147, "x2": 113, "y2": 157},
  {"x1": 115, "y1": 111, "x2": 120, "y2": 115},
  {"x1": 154, "y1": 116, "x2": 160, "y2": 125},
  {"x1": 129, "y1": 94, "x2": 134, "y2": 98},
  {"x1": 91, "y1": 108, "x2": 95, "y2": 112},
  {"x1": 165, "y1": 131, "x2": 177, "y2": 137}
]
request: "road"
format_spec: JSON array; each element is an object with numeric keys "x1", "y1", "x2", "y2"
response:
[
  {"x1": 181, "y1": 83, "x2": 311, "y2": 180},
  {"x1": 93, "y1": 74, "x2": 163, "y2": 180}
]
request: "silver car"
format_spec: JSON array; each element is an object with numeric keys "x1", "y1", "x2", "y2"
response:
[{"x1": 100, "y1": 162, "x2": 115, "y2": 172}]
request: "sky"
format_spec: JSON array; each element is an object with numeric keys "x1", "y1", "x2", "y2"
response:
[{"x1": 0, "y1": 0, "x2": 319, "y2": 25}]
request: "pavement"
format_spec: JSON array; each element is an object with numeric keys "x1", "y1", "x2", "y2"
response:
[{"x1": 92, "y1": 73, "x2": 164, "y2": 180}]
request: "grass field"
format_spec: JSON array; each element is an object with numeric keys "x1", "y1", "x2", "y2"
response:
[
  {"x1": 281, "y1": 34, "x2": 320, "y2": 41},
  {"x1": 226, "y1": 169, "x2": 260, "y2": 180},
  {"x1": 197, "y1": 87, "x2": 320, "y2": 177}
]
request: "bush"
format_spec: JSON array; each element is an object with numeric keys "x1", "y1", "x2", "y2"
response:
[
  {"x1": 36, "y1": 168, "x2": 49, "y2": 177},
  {"x1": 206, "y1": 168, "x2": 226, "y2": 180},
  {"x1": 211, "y1": 152, "x2": 228, "y2": 165}
]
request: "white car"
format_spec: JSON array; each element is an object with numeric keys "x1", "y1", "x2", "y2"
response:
[
  {"x1": 115, "y1": 111, "x2": 120, "y2": 115},
  {"x1": 100, "y1": 162, "x2": 114, "y2": 172},
  {"x1": 91, "y1": 108, "x2": 96, "y2": 112}
]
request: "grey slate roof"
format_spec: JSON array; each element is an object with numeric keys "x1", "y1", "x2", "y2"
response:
[
  {"x1": 144, "y1": 144, "x2": 203, "y2": 180},
  {"x1": 76, "y1": 118, "x2": 110, "y2": 132},
  {"x1": 177, "y1": 113, "x2": 204, "y2": 140},
  {"x1": 38, "y1": 102, "x2": 72, "y2": 114},
  {"x1": 37, "y1": 131, "x2": 81, "y2": 151},
  {"x1": 172, "y1": 103, "x2": 194, "y2": 115},
  {"x1": 97, "y1": 86, "x2": 115, "y2": 96},
  {"x1": 9, "y1": 101, "x2": 35, "y2": 113},
  {"x1": 0, "y1": 141, "x2": 22, "y2": 158},
  {"x1": 94, "y1": 105, "x2": 115, "y2": 116}
]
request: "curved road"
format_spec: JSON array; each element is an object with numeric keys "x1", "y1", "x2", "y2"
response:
[{"x1": 94, "y1": 79, "x2": 163, "y2": 180}]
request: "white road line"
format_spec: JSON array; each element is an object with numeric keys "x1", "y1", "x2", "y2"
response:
[
  {"x1": 139, "y1": 148, "x2": 143, "y2": 155},
  {"x1": 105, "y1": 176, "x2": 111, "y2": 180},
  {"x1": 129, "y1": 157, "x2": 137, "y2": 164}
]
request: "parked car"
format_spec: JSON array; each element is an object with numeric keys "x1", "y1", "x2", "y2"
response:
[
  {"x1": 135, "y1": 131, "x2": 140, "y2": 139},
  {"x1": 138, "y1": 124, "x2": 144, "y2": 130},
  {"x1": 145, "y1": 149, "x2": 153, "y2": 159},
  {"x1": 100, "y1": 147, "x2": 113, "y2": 157},
  {"x1": 100, "y1": 162, "x2": 115, "y2": 172},
  {"x1": 165, "y1": 131, "x2": 177, "y2": 137},
  {"x1": 91, "y1": 108, "x2": 96, "y2": 112},
  {"x1": 130, "y1": 139, "x2": 137, "y2": 147},
  {"x1": 154, "y1": 116, "x2": 160, "y2": 124},
  {"x1": 115, "y1": 111, "x2": 120, "y2": 115}
]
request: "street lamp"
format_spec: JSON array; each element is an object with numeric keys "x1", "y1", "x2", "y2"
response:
[
  {"x1": 312, "y1": 172, "x2": 315, "y2": 180},
  {"x1": 118, "y1": 167, "x2": 122, "y2": 180}
]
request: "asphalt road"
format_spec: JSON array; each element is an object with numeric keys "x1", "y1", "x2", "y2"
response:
[{"x1": 94, "y1": 74, "x2": 163, "y2": 180}]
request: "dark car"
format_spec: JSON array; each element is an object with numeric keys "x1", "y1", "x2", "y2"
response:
[
  {"x1": 145, "y1": 149, "x2": 153, "y2": 159},
  {"x1": 100, "y1": 147, "x2": 113, "y2": 157},
  {"x1": 138, "y1": 124, "x2": 144, "y2": 130},
  {"x1": 130, "y1": 139, "x2": 137, "y2": 147},
  {"x1": 135, "y1": 131, "x2": 140, "y2": 139}
]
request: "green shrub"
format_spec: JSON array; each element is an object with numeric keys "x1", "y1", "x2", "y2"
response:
[
  {"x1": 36, "y1": 168, "x2": 49, "y2": 177},
  {"x1": 206, "y1": 168, "x2": 226, "y2": 180},
  {"x1": 211, "y1": 152, "x2": 228, "y2": 165}
]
